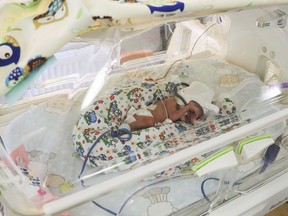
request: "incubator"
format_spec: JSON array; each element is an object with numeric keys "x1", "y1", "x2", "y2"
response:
[{"x1": 1, "y1": 1, "x2": 288, "y2": 216}]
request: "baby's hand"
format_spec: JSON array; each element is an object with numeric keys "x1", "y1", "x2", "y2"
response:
[{"x1": 186, "y1": 101, "x2": 203, "y2": 122}]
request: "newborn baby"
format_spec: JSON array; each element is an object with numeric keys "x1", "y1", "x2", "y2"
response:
[{"x1": 124, "y1": 81, "x2": 219, "y2": 131}]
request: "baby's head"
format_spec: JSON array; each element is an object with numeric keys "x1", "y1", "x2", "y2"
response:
[{"x1": 176, "y1": 81, "x2": 219, "y2": 121}]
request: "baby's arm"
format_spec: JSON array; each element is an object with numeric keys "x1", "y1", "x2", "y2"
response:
[
  {"x1": 128, "y1": 115, "x2": 155, "y2": 131},
  {"x1": 164, "y1": 97, "x2": 190, "y2": 122},
  {"x1": 165, "y1": 97, "x2": 203, "y2": 123}
]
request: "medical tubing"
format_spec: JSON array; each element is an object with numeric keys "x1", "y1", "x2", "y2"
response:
[
  {"x1": 173, "y1": 82, "x2": 189, "y2": 105},
  {"x1": 201, "y1": 177, "x2": 242, "y2": 202},
  {"x1": 78, "y1": 127, "x2": 132, "y2": 180},
  {"x1": 155, "y1": 23, "x2": 217, "y2": 81},
  {"x1": 78, "y1": 130, "x2": 111, "y2": 181},
  {"x1": 78, "y1": 127, "x2": 132, "y2": 215},
  {"x1": 43, "y1": 108, "x2": 288, "y2": 215},
  {"x1": 92, "y1": 201, "x2": 117, "y2": 216},
  {"x1": 201, "y1": 177, "x2": 220, "y2": 202}
]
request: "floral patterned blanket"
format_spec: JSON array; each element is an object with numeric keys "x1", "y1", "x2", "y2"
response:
[{"x1": 72, "y1": 80, "x2": 241, "y2": 175}]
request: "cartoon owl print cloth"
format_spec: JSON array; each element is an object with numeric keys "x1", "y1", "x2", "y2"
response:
[
  {"x1": 0, "y1": 0, "x2": 94, "y2": 95},
  {"x1": 1, "y1": 0, "x2": 288, "y2": 96}
]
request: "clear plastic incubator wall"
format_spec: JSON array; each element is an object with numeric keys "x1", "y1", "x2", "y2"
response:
[{"x1": 1, "y1": 3, "x2": 288, "y2": 216}]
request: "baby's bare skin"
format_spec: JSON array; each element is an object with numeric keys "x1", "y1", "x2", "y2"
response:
[{"x1": 128, "y1": 97, "x2": 203, "y2": 131}]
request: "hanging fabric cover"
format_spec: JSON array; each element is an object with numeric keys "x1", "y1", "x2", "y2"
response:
[{"x1": 1, "y1": 0, "x2": 288, "y2": 96}]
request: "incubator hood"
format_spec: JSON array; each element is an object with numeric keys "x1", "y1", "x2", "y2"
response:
[{"x1": 1, "y1": 1, "x2": 288, "y2": 216}]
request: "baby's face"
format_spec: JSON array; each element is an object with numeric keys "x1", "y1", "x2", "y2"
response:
[{"x1": 182, "y1": 101, "x2": 203, "y2": 124}]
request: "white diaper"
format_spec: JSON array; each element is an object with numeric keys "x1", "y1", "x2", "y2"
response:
[{"x1": 124, "y1": 106, "x2": 153, "y2": 124}]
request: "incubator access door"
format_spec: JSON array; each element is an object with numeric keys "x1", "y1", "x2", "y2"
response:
[{"x1": 1, "y1": 1, "x2": 288, "y2": 216}]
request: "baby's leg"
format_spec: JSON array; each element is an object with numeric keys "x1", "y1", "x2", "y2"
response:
[{"x1": 129, "y1": 114, "x2": 155, "y2": 131}]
